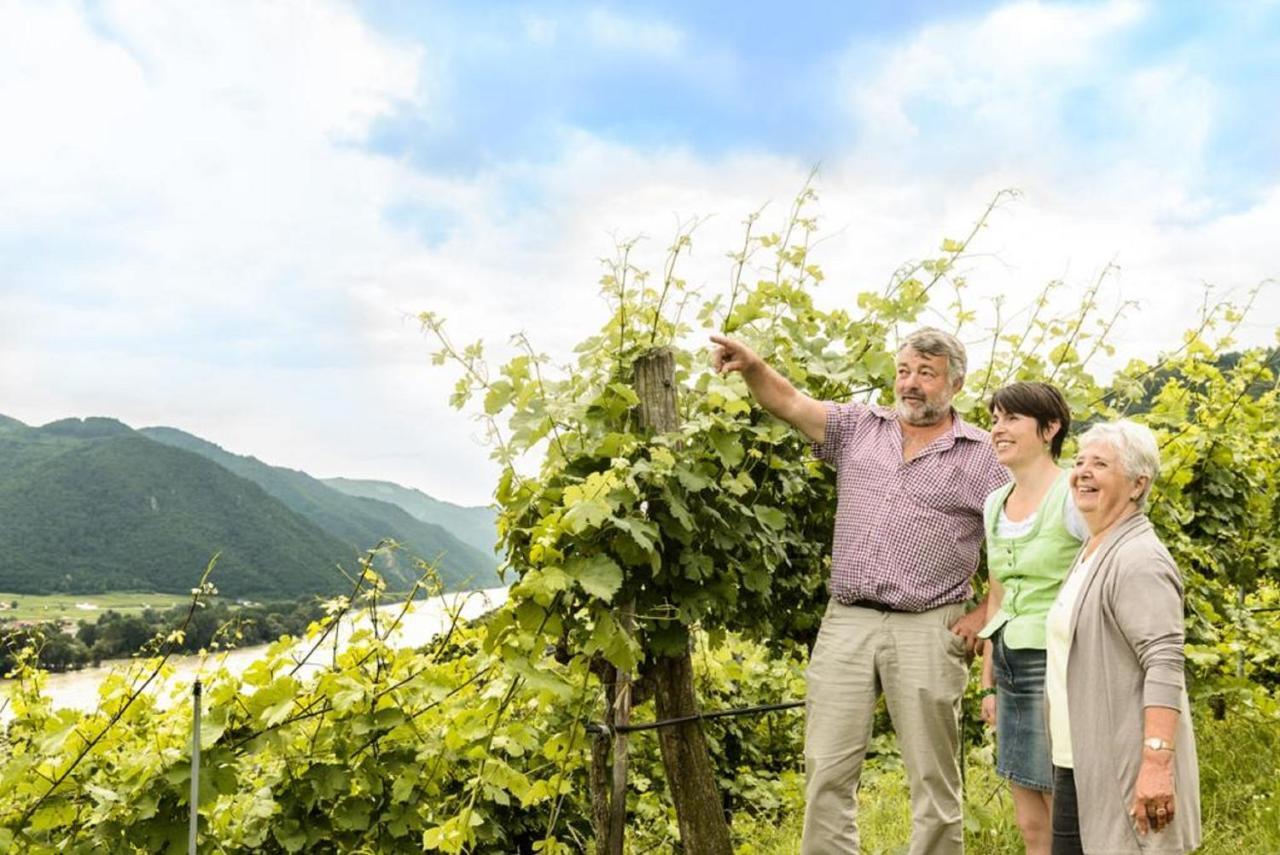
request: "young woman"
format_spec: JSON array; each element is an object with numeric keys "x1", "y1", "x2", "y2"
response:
[{"x1": 977, "y1": 382, "x2": 1087, "y2": 855}]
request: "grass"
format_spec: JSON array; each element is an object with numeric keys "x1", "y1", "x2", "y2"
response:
[
  {"x1": 731, "y1": 759, "x2": 1022, "y2": 855},
  {"x1": 731, "y1": 709, "x2": 1280, "y2": 854},
  {"x1": 0, "y1": 591, "x2": 192, "y2": 624}
]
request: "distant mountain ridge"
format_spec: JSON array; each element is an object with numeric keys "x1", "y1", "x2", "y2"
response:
[
  {"x1": 139, "y1": 427, "x2": 496, "y2": 591},
  {"x1": 322, "y1": 477, "x2": 498, "y2": 559},
  {"x1": 0, "y1": 415, "x2": 499, "y2": 598}
]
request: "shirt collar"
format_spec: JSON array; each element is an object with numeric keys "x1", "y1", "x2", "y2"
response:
[{"x1": 950, "y1": 410, "x2": 990, "y2": 443}]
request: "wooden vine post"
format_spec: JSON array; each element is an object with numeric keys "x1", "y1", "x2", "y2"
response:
[
  {"x1": 608, "y1": 603, "x2": 634, "y2": 854},
  {"x1": 588, "y1": 605, "x2": 634, "y2": 855},
  {"x1": 633, "y1": 347, "x2": 734, "y2": 855},
  {"x1": 588, "y1": 679, "x2": 614, "y2": 854}
]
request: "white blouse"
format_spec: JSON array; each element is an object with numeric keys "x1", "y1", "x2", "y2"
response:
[
  {"x1": 995, "y1": 486, "x2": 1089, "y2": 540},
  {"x1": 1045, "y1": 549, "x2": 1096, "y2": 769}
]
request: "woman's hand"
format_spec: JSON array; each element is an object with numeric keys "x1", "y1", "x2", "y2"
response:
[
  {"x1": 1129, "y1": 750, "x2": 1176, "y2": 835},
  {"x1": 978, "y1": 640, "x2": 997, "y2": 728}
]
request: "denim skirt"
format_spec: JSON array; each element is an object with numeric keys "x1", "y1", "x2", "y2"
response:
[{"x1": 991, "y1": 629, "x2": 1054, "y2": 792}]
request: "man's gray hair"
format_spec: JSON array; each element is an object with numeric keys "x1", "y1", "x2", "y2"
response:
[
  {"x1": 1078, "y1": 419, "x2": 1162, "y2": 507},
  {"x1": 900, "y1": 327, "x2": 967, "y2": 384}
]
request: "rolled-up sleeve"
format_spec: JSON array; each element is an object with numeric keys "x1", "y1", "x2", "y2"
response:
[
  {"x1": 1111, "y1": 549, "x2": 1186, "y2": 709},
  {"x1": 810, "y1": 401, "x2": 865, "y2": 468}
]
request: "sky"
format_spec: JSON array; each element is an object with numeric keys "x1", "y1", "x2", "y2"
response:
[{"x1": 2, "y1": 0, "x2": 1277, "y2": 506}]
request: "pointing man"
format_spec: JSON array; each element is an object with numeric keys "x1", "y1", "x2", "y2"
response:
[{"x1": 712, "y1": 327, "x2": 1007, "y2": 855}]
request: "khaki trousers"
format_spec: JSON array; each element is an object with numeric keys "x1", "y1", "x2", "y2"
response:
[{"x1": 802, "y1": 599, "x2": 969, "y2": 855}]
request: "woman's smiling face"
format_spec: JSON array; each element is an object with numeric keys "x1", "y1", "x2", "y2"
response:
[
  {"x1": 1070, "y1": 439, "x2": 1146, "y2": 531},
  {"x1": 990, "y1": 406, "x2": 1056, "y2": 468}
]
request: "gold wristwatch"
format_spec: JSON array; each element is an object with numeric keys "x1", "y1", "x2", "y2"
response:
[{"x1": 1142, "y1": 737, "x2": 1174, "y2": 752}]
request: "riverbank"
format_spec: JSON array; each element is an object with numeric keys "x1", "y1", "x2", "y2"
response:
[{"x1": 0, "y1": 586, "x2": 508, "y2": 721}]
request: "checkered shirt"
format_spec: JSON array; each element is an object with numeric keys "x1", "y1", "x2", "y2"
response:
[{"x1": 812, "y1": 401, "x2": 1009, "y2": 611}]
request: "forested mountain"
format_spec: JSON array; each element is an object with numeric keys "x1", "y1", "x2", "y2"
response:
[
  {"x1": 0, "y1": 419, "x2": 351, "y2": 597},
  {"x1": 322, "y1": 476, "x2": 499, "y2": 558},
  {"x1": 139, "y1": 427, "x2": 497, "y2": 590},
  {"x1": 0, "y1": 416, "x2": 499, "y2": 597}
]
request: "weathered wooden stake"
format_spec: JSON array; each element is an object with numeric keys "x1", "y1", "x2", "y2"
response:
[
  {"x1": 653, "y1": 652, "x2": 734, "y2": 854},
  {"x1": 634, "y1": 347, "x2": 734, "y2": 855},
  {"x1": 588, "y1": 658, "x2": 614, "y2": 855},
  {"x1": 589, "y1": 742, "x2": 611, "y2": 853},
  {"x1": 607, "y1": 607, "x2": 634, "y2": 855},
  {"x1": 189, "y1": 679, "x2": 201, "y2": 855}
]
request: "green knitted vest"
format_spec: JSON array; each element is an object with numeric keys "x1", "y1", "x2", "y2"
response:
[{"x1": 978, "y1": 470, "x2": 1082, "y2": 649}]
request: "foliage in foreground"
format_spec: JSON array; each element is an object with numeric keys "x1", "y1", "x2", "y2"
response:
[
  {"x1": 1, "y1": 591, "x2": 1276, "y2": 852},
  {"x1": 1, "y1": 581, "x2": 582, "y2": 852}
]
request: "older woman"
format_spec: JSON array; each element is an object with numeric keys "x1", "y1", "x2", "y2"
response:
[{"x1": 1045, "y1": 420, "x2": 1201, "y2": 854}]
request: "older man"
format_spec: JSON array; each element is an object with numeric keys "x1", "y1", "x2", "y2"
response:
[{"x1": 711, "y1": 327, "x2": 1008, "y2": 855}]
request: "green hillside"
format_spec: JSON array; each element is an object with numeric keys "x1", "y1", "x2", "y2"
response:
[
  {"x1": 40, "y1": 416, "x2": 135, "y2": 439},
  {"x1": 0, "y1": 425, "x2": 353, "y2": 598},
  {"x1": 139, "y1": 427, "x2": 498, "y2": 590},
  {"x1": 322, "y1": 476, "x2": 499, "y2": 558}
]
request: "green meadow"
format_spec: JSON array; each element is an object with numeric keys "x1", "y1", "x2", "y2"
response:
[{"x1": 0, "y1": 591, "x2": 192, "y2": 624}]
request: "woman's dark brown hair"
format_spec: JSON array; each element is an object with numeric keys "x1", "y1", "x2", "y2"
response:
[{"x1": 988, "y1": 381, "x2": 1072, "y2": 459}]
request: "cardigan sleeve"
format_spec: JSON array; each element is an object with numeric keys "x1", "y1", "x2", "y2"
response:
[{"x1": 1109, "y1": 541, "x2": 1186, "y2": 710}]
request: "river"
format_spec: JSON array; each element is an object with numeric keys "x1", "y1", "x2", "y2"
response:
[{"x1": 0, "y1": 587, "x2": 508, "y2": 721}]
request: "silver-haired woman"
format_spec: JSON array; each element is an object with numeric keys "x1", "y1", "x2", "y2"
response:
[{"x1": 1045, "y1": 420, "x2": 1201, "y2": 854}]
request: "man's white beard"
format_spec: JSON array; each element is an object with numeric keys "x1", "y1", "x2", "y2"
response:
[{"x1": 896, "y1": 397, "x2": 947, "y2": 426}]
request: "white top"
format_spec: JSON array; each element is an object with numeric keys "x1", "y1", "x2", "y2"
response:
[
  {"x1": 1046, "y1": 549, "x2": 1096, "y2": 768},
  {"x1": 996, "y1": 486, "x2": 1089, "y2": 540}
]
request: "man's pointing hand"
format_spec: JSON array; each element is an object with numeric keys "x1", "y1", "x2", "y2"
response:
[{"x1": 710, "y1": 334, "x2": 761, "y2": 376}]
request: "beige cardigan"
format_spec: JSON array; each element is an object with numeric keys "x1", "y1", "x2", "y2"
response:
[{"x1": 1060, "y1": 513, "x2": 1201, "y2": 854}]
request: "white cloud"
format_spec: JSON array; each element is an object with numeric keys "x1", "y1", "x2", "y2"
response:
[
  {"x1": 822, "y1": 0, "x2": 1276, "y2": 363},
  {"x1": 1, "y1": 0, "x2": 1275, "y2": 510},
  {"x1": 0, "y1": 0, "x2": 454, "y2": 487},
  {"x1": 365, "y1": 0, "x2": 1278, "y2": 441},
  {"x1": 848, "y1": 0, "x2": 1146, "y2": 136}
]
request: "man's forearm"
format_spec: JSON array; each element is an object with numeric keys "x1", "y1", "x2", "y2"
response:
[
  {"x1": 741, "y1": 360, "x2": 804, "y2": 421},
  {"x1": 734, "y1": 355, "x2": 827, "y2": 443}
]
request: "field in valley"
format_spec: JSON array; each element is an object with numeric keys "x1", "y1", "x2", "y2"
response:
[{"x1": 0, "y1": 591, "x2": 195, "y2": 624}]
